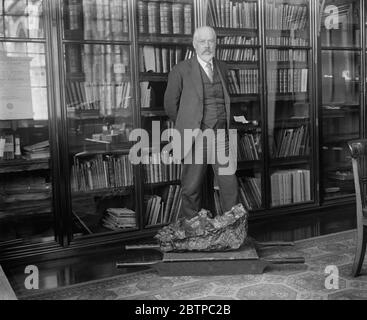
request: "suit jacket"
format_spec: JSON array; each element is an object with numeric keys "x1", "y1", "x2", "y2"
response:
[{"x1": 164, "y1": 56, "x2": 232, "y2": 160}]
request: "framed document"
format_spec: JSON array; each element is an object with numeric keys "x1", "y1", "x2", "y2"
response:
[{"x1": 0, "y1": 55, "x2": 34, "y2": 120}]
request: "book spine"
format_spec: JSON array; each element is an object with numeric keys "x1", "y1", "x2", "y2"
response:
[
  {"x1": 69, "y1": 0, "x2": 82, "y2": 31},
  {"x1": 172, "y1": 3, "x2": 184, "y2": 34}
]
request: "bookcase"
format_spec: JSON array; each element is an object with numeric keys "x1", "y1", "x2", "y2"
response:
[
  {"x1": 0, "y1": 0, "x2": 54, "y2": 243},
  {"x1": 319, "y1": 0, "x2": 362, "y2": 201},
  {"x1": 265, "y1": 0, "x2": 314, "y2": 208},
  {"x1": 61, "y1": 0, "x2": 139, "y2": 237},
  {"x1": 0, "y1": 0, "x2": 366, "y2": 262}
]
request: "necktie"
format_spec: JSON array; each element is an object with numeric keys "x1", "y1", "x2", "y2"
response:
[{"x1": 205, "y1": 62, "x2": 214, "y2": 82}]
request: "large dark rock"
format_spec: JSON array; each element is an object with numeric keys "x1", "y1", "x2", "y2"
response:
[{"x1": 155, "y1": 204, "x2": 249, "y2": 252}]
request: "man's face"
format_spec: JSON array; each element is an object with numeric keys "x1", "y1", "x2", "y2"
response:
[{"x1": 193, "y1": 29, "x2": 216, "y2": 63}]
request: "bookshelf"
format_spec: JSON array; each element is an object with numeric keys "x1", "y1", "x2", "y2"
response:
[
  {"x1": 0, "y1": 0, "x2": 54, "y2": 244},
  {"x1": 61, "y1": 0, "x2": 139, "y2": 237},
  {"x1": 1, "y1": 0, "x2": 367, "y2": 262}
]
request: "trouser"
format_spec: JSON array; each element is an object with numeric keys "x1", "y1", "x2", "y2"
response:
[{"x1": 179, "y1": 122, "x2": 239, "y2": 219}]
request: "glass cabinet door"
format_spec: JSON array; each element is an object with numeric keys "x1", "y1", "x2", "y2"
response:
[
  {"x1": 62, "y1": 0, "x2": 137, "y2": 237},
  {"x1": 265, "y1": 0, "x2": 313, "y2": 208},
  {"x1": 206, "y1": 0, "x2": 263, "y2": 212},
  {"x1": 137, "y1": 0, "x2": 194, "y2": 227},
  {"x1": 0, "y1": 0, "x2": 55, "y2": 243},
  {"x1": 320, "y1": 0, "x2": 361, "y2": 200}
]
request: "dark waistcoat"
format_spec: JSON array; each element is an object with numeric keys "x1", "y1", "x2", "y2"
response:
[{"x1": 199, "y1": 64, "x2": 227, "y2": 129}]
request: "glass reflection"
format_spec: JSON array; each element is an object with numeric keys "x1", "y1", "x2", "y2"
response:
[
  {"x1": 0, "y1": 41, "x2": 47, "y2": 120},
  {"x1": 321, "y1": 0, "x2": 360, "y2": 47},
  {"x1": 2, "y1": 0, "x2": 44, "y2": 39}
]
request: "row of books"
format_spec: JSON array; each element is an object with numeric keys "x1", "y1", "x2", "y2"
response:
[
  {"x1": 102, "y1": 208, "x2": 137, "y2": 230},
  {"x1": 265, "y1": 3, "x2": 308, "y2": 31},
  {"x1": 267, "y1": 68, "x2": 308, "y2": 93},
  {"x1": 66, "y1": 81, "x2": 131, "y2": 113},
  {"x1": 238, "y1": 133, "x2": 262, "y2": 161},
  {"x1": 227, "y1": 69, "x2": 259, "y2": 94},
  {"x1": 238, "y1": 176, "x2": 262, "y2": 211},
  {"x1": 82, "y1": 45, "x2": 130, "y2": 81},
  {"x1": 217, "y1": 36, "x2": 258, "y2": 45},
  {"x1": 143, "y1": 153, "x2": 182, "y2": 184},
  {"x1": 266, "y1": 36, "x2": 309, "y2": 46},
  {"x1": 67, "y1": 0, "x2": 129, "y2": 40},
  {"x1": 271, "y1": 169, "x2": 311, "y2": 207},
  {"x1": 140, "y1": 46, "x2": 190, "y2": 74},
  {"x1": 66, "y1": 44, "x2": 130, "y2": 79},
  {"x1": 206, "y1": 0, "x2": 258, "y2": 29},
  {"x1": 273, "y1": 125, "x2": 309, "y2": 158},
  {"x1": 70, "y1": 154, "x2": 134, "y2": 192},
  {"x1": 266, "y1": 49, "x2": 308, "y2": 62},
  {"x1": 217, "y1": 48, "x2": 258, "y2": 62},
  {"x1": 138, "y1": 1, "x2": 192, "y2": 35},
  {"x1": 145, "y1": 185, "x2": 182, "y2": 226}
]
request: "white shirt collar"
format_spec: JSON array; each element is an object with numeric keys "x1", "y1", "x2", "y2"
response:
[{"x1": 196, "y1": 55, "x2": 213, "y2": 70}]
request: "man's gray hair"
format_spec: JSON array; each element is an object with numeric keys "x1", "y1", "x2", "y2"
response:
[{"x1": 193, "y1": 26, "x2": 217, "y2": 42}]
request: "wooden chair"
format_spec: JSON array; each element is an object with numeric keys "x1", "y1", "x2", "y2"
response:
[{"x1": 348, "y1": 140, "x2": 367, "y2": 277}]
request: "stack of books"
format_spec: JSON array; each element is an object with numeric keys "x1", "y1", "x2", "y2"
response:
[
  {"x1": 23, "y1": 141, "x2": 50, "y2": 160},
  {"x1": 102, "y1": 208, "x2": 137, "y2": 230}
]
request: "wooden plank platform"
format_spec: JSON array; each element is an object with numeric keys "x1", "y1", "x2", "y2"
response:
[
  {"x1": 157, "y1": 240, "x2": 266, "y2": 276},
  {"x1": 0, "y1": 266, "x2": 17, "y2": 300}
]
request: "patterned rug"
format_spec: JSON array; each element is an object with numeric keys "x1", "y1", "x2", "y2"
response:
[{"x1": 21, "y1": 230, "x2": 367, "y2": 300}]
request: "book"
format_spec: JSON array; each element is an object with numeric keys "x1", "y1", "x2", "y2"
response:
[
  {"x1": 138, "y1": 1, "x2": 148, "y2": 33},
  {"x1": 172, "y1": 3, "x2": 184, "y2": 34},
  {"x1": 148, "y1": 2, "x2": 159, "y2": 34},
  {"x1": 68, "y1": 0, "x2": 82, "y2": 31},
  {"x1": 160, "y1": 2, "x2": 172, "y2": 35}
]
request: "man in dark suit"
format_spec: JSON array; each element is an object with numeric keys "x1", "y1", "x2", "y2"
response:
[{"x1": 164, "y1": 26, "x2": 239, "y2": 219}]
